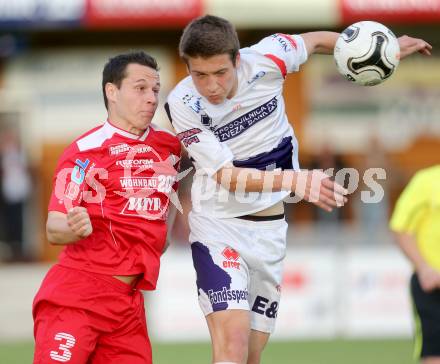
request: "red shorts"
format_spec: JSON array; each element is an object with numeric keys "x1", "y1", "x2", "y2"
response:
[{"x1": 33, "y1": 265, "x2": 151, "y2": 364}]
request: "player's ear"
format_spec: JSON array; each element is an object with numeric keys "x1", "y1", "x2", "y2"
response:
[
  {"x1": 184, "y1": 59, "x2": 191, "y2": 75},
  {"x1": 234, "y1": 52, "x2": 241, "y2": 68},
  {"x1": 105, "y1": 82, "x2": 117, "y2": 104}
]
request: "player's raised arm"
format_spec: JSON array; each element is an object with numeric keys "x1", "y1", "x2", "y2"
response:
[
  {"x1": 299, "y1": 31, "x2": 339, "y2": 55},
  {"x1": 398, "y1": 35, "x2": 432, "y2": 59},
  {"x1": 298, "y1": 31, "x2": 432, "y2": 59},
  {"x1": 214, "y1": 165, "x2": 348, "y2": 212},
  {"x1": 46, "y1": 207, "x2": 93, "y2": 245}
]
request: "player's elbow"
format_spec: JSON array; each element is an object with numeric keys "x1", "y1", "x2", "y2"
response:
[
  {"x1": 46, "y1": 231, "x2": 57, "y2": 245},
  {"x1": 46, "y1": 222, "x2": 61, "y2": 245},
  {"x1": 46, "y1": 215, "x2": 69, "y2": 245}
]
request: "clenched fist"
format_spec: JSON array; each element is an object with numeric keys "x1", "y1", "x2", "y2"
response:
[{"x1": 67, "y1": 207, "x2": 93, "y2": 239}]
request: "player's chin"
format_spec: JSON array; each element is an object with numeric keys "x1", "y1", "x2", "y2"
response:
[
  {"x1": 207, "y1": 95, "x2": 225, "y2": 105},
  {"x1": 138, "y1": 115, "x2": 154, "y2": 128}
]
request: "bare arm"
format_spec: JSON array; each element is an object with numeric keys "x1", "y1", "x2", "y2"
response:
[
  {"x1": 300, "y1": 31, "x2": 339, "y2": 55},
  {"x1": 300, "y1": 31, "x2": 432, "y2": 59},
  {"x1": 46, "y1": 207, "x2": 93, "y2": 245},
  {"x1": 393, "y1": 231, "x2": 440, "y2": 292},
  {"x1": 214, "y1": 166, "x2": 347, "y2": 212},
  {"x1": 163, "y1": 205, "x2": 177, "y2": 253},
  {"x1": 397, "y1": 35, "x2": 432, "y2": 59}
]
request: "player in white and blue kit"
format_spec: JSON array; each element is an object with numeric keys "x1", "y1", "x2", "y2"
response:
[{"x1": 166, "y1": 15, "x2": 431, "y2": 364}]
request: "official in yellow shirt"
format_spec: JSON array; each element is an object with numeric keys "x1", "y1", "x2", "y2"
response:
[{"x1": 390, "y1": 165, "x2": 440, "y2": 363}]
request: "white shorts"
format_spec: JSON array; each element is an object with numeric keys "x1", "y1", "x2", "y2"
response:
[{"x1": 189, "y1": 211, "x2": 288, "y2": 333}]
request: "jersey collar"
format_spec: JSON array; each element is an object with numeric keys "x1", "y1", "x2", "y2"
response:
[{"x1": 104, "y1": 120, "x2": 150, "y2": 141}]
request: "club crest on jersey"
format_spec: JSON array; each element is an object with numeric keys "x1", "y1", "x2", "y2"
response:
[
  {"x1": 222, "y1": 247, "x2": 240, "y2": 270},
  {"x1": 201, "y1": 113, "x2": 212, "y2": 128},
  {"x1": 182, "y1": 94, "x2": 203, "y2": 113}
]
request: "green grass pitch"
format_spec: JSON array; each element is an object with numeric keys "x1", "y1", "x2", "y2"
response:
[{"x1": 0, "y1": 339, "x2": 414, "y2": 364}]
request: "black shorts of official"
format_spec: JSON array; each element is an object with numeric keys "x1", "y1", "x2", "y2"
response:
[{"x1": 410, "y1": 273, "x2": 440, "y2": 358}]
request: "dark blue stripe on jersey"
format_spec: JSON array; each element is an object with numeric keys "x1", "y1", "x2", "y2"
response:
[
  {"x1": 233, "y1": 136, "x2": 293, "y2": 171},
  {"x1": 214, "y1": 97, "x2": 278, "y2": 142}
]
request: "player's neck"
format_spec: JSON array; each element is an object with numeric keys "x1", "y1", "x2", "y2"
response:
[
  {"x1": 107, "y1": 118, "x2": 148, "y2": 137},
  {"x1": 126, "y1": 126, "x2": 147, "y2": 136}
]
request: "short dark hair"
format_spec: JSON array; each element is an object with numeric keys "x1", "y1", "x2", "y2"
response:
[
  {"x1": 102, "y1": 51, "x2": 158, "y2": 110},
  {"x1": 179, "y1": 15, "x2": 240, "y2": 66}
]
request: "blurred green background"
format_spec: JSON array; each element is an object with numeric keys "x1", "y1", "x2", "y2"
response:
[{"x1": 0, "y1": 339, "x2": 415, "y2": 364}]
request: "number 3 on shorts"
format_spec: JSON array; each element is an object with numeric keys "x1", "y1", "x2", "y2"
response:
[{"x1": 49, "y1": 332, "x2": 76, "y2": 362}]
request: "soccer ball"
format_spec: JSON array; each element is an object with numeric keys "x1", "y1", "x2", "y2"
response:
[{"x1": 334, "y1": 21, "x2": 400, "y2": 86}]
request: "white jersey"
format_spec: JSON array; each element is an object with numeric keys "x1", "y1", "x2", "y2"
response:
[{"x1": 167, "y1": 34, "x2": 308, "y2": 218}]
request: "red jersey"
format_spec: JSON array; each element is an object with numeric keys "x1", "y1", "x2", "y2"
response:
[{"x1": 48, "y1": 121, "x2": 181, "y2": 290}]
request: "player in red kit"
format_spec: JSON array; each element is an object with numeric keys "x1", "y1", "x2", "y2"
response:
[{"x1": 32, "y1": 52, "x2": 181, "y2": 364}]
